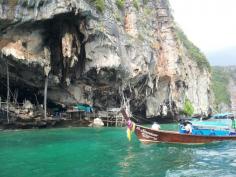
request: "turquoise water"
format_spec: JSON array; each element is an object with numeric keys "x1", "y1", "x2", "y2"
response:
[{"x1": 0, "y1": 124, "x2": 236, "y2": 177}]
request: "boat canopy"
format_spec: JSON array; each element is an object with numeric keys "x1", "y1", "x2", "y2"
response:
[
  {"x1": 180, "y1": 120, "x2": 234, "y2": 136},
  {"x1": 191, "y1": 121, "x2": 230, "y2": 130},
  {"x1": 212, "y1": 113, "x2": 234, "y2": 119}
]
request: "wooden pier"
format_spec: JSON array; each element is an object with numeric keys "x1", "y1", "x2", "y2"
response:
[
  {"x1": 98, "y1": 108, "x2": 125, "y2": 127},
  {"x1": 0, "y1": 97, "x2": 125, "y2": 127},
  {"x1": 66, "y1": 107, "x2": 125, "y2": 127}
]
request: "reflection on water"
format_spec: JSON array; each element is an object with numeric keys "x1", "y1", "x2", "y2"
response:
[
  {"x1": 0, "y1": 127, "x2": 235, "y2": 177},
  {"x1": 166, "y1": 141, "x2": 236, "y2": 177}
]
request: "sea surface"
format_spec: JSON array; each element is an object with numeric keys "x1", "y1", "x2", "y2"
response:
[{"x1": 0, "y1": 124, "x2": 236, "y2": 177}]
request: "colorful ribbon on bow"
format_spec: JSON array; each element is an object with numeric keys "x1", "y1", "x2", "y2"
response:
[{"x1": 127, "y1": 119, "x2": 135, "y2": 141}]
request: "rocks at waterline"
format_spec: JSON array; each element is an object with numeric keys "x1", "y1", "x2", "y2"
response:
[{"x1": 89, "y1": 118, "x2": 104, "y2": 127}]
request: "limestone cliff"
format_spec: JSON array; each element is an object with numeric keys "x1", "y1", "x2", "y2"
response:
[
  {"x1": 212, "y1": 66, "x2": 236, "y2": 113},
  {"x1": 0, "y1": 0, "x2": 212, "y2": 118}
]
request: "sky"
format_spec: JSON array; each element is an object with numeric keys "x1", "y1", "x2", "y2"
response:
[{"x1": 169, "y1": 0, "x2": 236, "y2": 66}]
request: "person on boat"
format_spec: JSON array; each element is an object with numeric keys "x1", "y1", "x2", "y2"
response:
[
  {"x1": 184, "y1": 122, "x2": 192, "y2": 134},
  {"x1": 151, "y1": 122, "x2": 160, "y2": 130}
]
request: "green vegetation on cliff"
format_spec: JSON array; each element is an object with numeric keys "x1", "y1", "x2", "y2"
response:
[
  {"x1": 116, "y1": 0, "x2": 139, "y2": 10},
  {"x1": 91, "y1": 0, "x2": 105, "y2": 12},
  {"x1": 116, "y1": 0, "x2": 125, "y2": 10},
  {"x1": 175, "y1": 26, "x2": 210, "y2": 71},
  {"x1": 211, "y1": 67, "x2": 231, "y2": 108},
  {"x1": 182, "y1": 98, "x2": 194, "y2": 116},
  {"x1": 133, "y1": 0, "x2": 139, "y2": 10}
]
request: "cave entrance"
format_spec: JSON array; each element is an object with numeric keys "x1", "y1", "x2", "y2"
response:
[
  {"x1": 0, "y1": 77, "x2": 65, "y2": 113},
  {"x1": 44, "y1": 11, "x2": 88, "y2": 84},
  {"x1": 0, "y1": 77, "x2": 43, "y2": 106}
]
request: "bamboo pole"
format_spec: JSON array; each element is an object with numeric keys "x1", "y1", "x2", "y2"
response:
[
  {"x1": 44, "y1": 75, "x2": 48, "y2": 119},
  {"x1": 6, "y1": 61, "x2": 9, "y2": 123},
  {"x1": 115, "y1": 115, "x2": 118, "y2": 127}
]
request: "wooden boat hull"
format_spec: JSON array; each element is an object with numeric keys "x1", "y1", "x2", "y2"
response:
[{"x1": 134, "y1": 124, "x2": 236, "y2": 144}]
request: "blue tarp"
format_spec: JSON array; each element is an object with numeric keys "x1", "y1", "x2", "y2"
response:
[{"x1": 74, "y1": 104, "x2": 93, "y2": 113}]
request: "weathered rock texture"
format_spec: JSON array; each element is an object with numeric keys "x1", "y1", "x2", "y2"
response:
[
  {"x1": 212, "y1": 66, "x2": 236, "y2": 113},
  {"x1": 0, "y1": 0, "x2": 212, "y2": 118}
]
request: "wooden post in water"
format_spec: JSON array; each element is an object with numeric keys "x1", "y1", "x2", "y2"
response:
[
  {"x1": 6, "y1": 61, "x2": 10, "y2": 123},
  {"x1": 115, "y1": 115, "x2": 118, "y2": 127},
  {"x1": 0, "y1": 97, "x2": 1, "y2": 109},
  {"x1": 44, "y1": 75, "x2": 48, "y2": 119}
]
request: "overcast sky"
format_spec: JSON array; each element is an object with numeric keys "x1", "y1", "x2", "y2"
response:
[{"x1": 169, "y1": 0, "x2": 236, "y2": 66}]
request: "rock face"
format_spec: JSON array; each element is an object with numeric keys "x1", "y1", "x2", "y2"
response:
[
  {"x1": 212, "y1": 66, "x2": 236, "y2": 113},
  {"x1": 0, "y1": 0, "x2": 212, "y2": 119}
]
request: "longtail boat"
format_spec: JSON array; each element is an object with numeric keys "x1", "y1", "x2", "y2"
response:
[
  {"x1": 134, "y1": 124, "x2": 236, "y2": 144},
  {"x1": 121, "y1": 109, "x2": 236, "y2": 144}
]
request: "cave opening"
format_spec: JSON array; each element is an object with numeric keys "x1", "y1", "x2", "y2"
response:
[
  {"x1": 44, "y1": 11, "x2": 88, "y2": 85},
  {"x1": 0, "y1": 77, "x2": 43, "y2": 105},
  {"x1": 0, "y1": 10, "x2": 92, "y2": 116},
  {"x1": 0, "y1": 75, "x2": 65, "y2": 113}
]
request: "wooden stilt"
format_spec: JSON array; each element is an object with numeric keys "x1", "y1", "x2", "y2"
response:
[
  {"x1": 115, "y1": 115, "x2": 118, "y2": 127},
  {"x1": 44, "y1": 75, "x2": 48, "y2": 120},
  {"x1": 6, "y1": 62, "x2": 9, "y2": 123}
]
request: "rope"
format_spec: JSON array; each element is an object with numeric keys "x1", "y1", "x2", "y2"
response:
[{"x1": 131, "y1": 113, "x2": 154, "y2": 123}]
